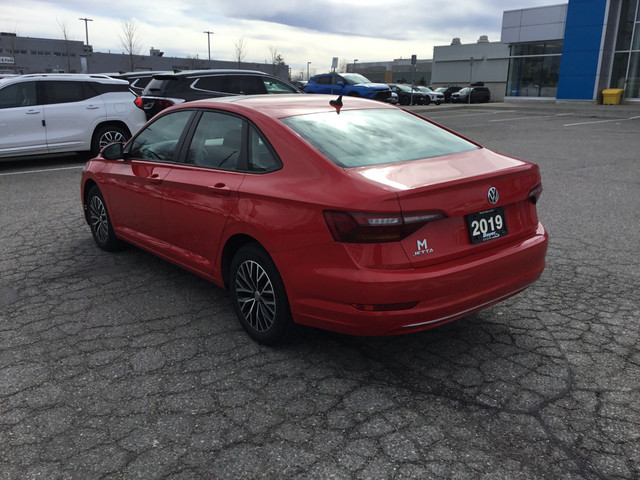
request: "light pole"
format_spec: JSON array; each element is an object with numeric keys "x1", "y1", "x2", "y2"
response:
[
  {"x1": 78, "y1": 17, "x2": 93, "y2": 51},
  {"x1": 204, "y1": 30, "x2": 214, "y2": 68},
  {"x1": 353, "y1": 59, "x2": 358, "y2": 73},
  {"x1": 468, "y1": 56, "x2": 474, "y2": 104},
  {"x1": 307, "y1": 61, "x2": 311, "y2": 81}
]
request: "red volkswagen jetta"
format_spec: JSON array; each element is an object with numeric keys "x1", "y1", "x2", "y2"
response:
[{"x1": 81, "y1": 95, "x2": 547, "y2": 345}]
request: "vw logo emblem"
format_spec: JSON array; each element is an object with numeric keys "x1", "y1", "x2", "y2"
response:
[{"x1": 487, "y1": 187, "x2": 499, "y2": 205}]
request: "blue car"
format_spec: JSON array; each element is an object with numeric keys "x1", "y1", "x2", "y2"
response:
[{"x1": 305, "y1": 73, "x2": 391, "y2": 102}]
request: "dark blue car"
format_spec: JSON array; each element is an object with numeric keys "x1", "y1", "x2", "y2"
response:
[{"x1": 305, "y1": 73, "x2": 391, "y2": 102}]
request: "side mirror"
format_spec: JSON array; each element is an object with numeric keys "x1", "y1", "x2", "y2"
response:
[
  {"x1": 101, "y1": 142, "x2": 124, "y2": 160},
  {"x1": 336, "y1": 81, "x2": 345, "y2": 87}
]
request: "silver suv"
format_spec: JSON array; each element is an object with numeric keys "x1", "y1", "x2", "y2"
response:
[{"x1": 0, "y1": 74, "x2": 147, "y2": 159}]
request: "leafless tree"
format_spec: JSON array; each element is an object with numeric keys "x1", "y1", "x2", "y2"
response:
[
  {"x1": 234, "y1": 36, "x2": 248, "y2": 67},
  {"x1": 57, "y1": 19, "x2": 73, "y2": 72},
  {"x1": 120, "y1": 20, "x2": 142, "y2": 72},
  {"x1": 338, "y1": 59, "x2": 349, "y2": 73},
  {"x1": 268, "y1": 45, "x2": 285, "y2": 76}
]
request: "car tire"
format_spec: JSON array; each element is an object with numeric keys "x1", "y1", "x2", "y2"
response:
[
  {"x1": 230, "y1": 243, "x2": 294, "y2": 345},
  {"x1": 424, "y1": 97, "x2": 431, "y2": 105},
  {"x1": 436, "y1": 101, "x2": 441, "y2": 105},
  {"x1": 400, "y1": 97, "x2": 410, "y2": 106},
  {"x1": 348, "y1": 92, "x2": 360, "y2": 97},
  {"x1": 86, "y1": 185, "x2": 124, "y2": 252},
  {"x1": 91, "y1": 125, "x2": 129, "y2": 157}
]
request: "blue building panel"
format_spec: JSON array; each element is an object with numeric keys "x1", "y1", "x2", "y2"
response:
[{"x1": 557, "y1": 0, "x2": 609, "y2": 99}]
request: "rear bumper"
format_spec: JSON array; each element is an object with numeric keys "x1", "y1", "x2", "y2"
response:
[{"x1": 275, "y1": 223, "x2": 548, "y2": 336}]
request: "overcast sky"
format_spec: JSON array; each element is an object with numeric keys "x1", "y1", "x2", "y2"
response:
[{"x1": 4, "y1": 0, "x2": 560, "y2": 75}]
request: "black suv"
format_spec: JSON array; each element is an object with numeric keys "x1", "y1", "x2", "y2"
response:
[{"x1": 135, "y1": 69, "x2": 302, "y2": 119}]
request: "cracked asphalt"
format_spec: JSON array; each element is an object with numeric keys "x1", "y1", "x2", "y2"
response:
[{"x1": 1, "y1": 104, "x2": 638, "y2": 479}]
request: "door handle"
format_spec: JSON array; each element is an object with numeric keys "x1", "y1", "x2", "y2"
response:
[
  {"x1": 149, "y1": 173, "x2": 162, "y2": 185},
  {"x1": 25, "y1": 110, "x2": 41, "y2": 115},
  {"x1": 86, "y1": 105, "x2": 100, "y2": 110},
  {"x1": 208, "y1": 183, "x2": 231, "y2": 196}
]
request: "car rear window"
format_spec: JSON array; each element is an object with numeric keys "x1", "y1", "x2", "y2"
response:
[{"x1": 281, "y1": 109, "x2": 478, "y2": 168}]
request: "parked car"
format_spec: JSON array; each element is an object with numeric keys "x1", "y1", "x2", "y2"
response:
[
  {"x1": 388, "y1": 83, "x2": 427, "y2": 105},
  {"x1": 451, "y1": 86, "x2": 491, "y2": 103},
  {"x1": 112, "y1": 71, "x2": 171, "y2": 96},
  {"x1": 81, "y1": 94, "x2": 548, "y2": 345},
  {"x1": 434, "y1": 86, "x2": 462, "y2": 103},
  {"x1": 135, "y1": 69, "x2": 302, "y2": 119},
  {"x1": 0, "y1": 73, "x2": 146, "y2": 159},
  {"x1": 292, "y1": 80, "x2": 308, "y2": 90},
  {"x1": 416, "y1": 86, "x2": 444, "y2": 105},
  {"x1": 304, "y1": 73, "x2": 391, "y2": 102}
]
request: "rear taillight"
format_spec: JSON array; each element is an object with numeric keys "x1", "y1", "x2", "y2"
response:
[
  {"x1": 324, "y1": 210, "x2": 445, "y2": 243},
  {"x1": 528, "y1": 183, "x2": 543, "y2": 204},
  {"x1": 133, "y1": 97, "x2": 174, "y2": 111}
]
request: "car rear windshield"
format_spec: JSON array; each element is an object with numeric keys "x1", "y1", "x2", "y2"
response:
[{"x1": 281, "y1": 108, "x2": 478, "y2": 168}]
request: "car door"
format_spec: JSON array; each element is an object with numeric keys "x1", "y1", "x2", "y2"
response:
[
  {"x1": 0, "y1": 80, "x2": 47, "y2": 158},
  {"x1": 160, "y1": 110, "x2": 246, "y2": 276},
  {"x1": 41, "y1": 80, "x2": 106, "y2": 153},
  {"x1": 102, "y1": 110, "x2": 195, "y2": 252}
]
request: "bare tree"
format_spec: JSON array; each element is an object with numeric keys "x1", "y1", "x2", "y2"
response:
[
  {"x1": 338, "y1": 59, "x2": 349, "y2": 73},
  {"x1": 120, "y1": 20, "x2": 142, "y2": 72},
  {"x1": 268, "y1": 45, "x2": 285, "y2": 76},
  {"x1": 234, "y1": 36, "x2": 248, "y2": 67},
  {"x1": 57, "y1": 19, "x2": 73, "y2": 72}
]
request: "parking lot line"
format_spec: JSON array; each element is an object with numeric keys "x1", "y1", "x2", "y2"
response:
[
  {"x1": 0, "y1": 165, "x2": 84, "y2": 177},
  {"x1": 427, "y1": 110, "x2": 517, "y2": 119},
  {"x1": 563, "y1": 116, "x2": 640, "y2": 127},
  {"x1": 489, "y1": 114, "x2": 557, "y2": 123}
]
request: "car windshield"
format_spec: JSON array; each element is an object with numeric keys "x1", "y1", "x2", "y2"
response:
[
  {"x1": 395, "y1": 84, "x2": 412, "y2": 92},
  {"x1": 281, "y1": 108, "x2": 478, "y2": 168},
  {"x1": 435, "y1": 87, "x2": 447, "y2": 93},
  {"x1": 342, "y1": 74, "x2": 371, "y2": 85},
  {"x1": 459, "y1": 88, "x2": 471, "y2": 94}
]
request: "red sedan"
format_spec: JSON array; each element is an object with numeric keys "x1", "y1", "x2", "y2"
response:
[{"x1": 81, "y1": 95, "x2": 548, "y2": 345}]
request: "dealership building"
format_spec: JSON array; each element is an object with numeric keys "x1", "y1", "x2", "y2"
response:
[{"x1": 367, "y1": 0, "x2": 639, "y2": 104}]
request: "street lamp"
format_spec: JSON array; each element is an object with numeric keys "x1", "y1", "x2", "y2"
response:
[
  {"x1": 78, "y1": 17, "x2": 93, "y2": 50},
  {"x1": 469, "y1": 56, "x2": 474, "y2": 104},
  {"x1": 353, "y1": 59, "x2": 358, "y2": 73},
  {"x1": 307, "y1": 61, "x2": 311, "y2": 81},
  {"x1": 204, "y1": 30, "x2": 214, "y2": 68}
]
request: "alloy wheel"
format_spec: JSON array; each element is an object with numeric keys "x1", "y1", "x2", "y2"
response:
[
  {"x1": 235, "y1": 260, "x2": 276, "y2": 332},
  {"x1": 89, "y1": 194, "x2": 109, "y2": 244}
]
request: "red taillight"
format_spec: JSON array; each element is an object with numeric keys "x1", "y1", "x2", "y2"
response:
[
  {"x1": 528, "y1": 183, "x2": 543, "y2": 204},
  {"x1": 324, "y1": 210, "x2": 445, "y2": 243},
  {"x1": 133, "y1": 97, "x2": 174, "y2": 111}
]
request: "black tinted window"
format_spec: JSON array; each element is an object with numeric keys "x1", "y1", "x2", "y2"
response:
[
  {"x1": 193, "y1": 76, "x2": 226, "y2": 92},
  {"x1": 226, "y1": 75, "x2": 266, "y2": 95},
  {"x1": 43, "y1": 81, "x2": 93, "y2": 104},
  {"x1": 0, "y1": 81, "x2": 38, "y2": 108}
]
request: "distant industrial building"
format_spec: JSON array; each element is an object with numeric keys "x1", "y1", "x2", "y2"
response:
[{"x1": 0, "y1": 32, "x2": 289, "y2": 79}]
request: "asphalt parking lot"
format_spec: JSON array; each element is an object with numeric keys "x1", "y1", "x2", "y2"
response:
[{"x1": 1, "y1": 102, "x2": 639, "y2": 479}]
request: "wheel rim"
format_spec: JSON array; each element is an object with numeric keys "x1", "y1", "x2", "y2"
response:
[
  {"x1": 88, "y1": 194, "x2": 109, "y2": 244},
  {"x1": 235, "y1": 260, "x2": 276, "y2": 332},
  {"x1": 99, "y1": 130, "x2": 125, "y2": 149}
]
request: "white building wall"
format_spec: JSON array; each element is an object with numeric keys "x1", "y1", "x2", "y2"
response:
[
  {"x1": 432, "y1": 41, "x2": 510, "y2": 101},
  {"x1": 501, "y1": 4, "x2": 568, "y2": 43}
]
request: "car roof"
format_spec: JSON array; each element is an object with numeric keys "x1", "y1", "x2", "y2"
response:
[
  {"x1": 0, "y1": 73, "x2": 129, "y2": 86},
  {"x1": 169, "y1": 93, "x2": 395, "y2": 119},
  {"x1": 153, "y1": 69, "x2": 278, "y2": 79}
]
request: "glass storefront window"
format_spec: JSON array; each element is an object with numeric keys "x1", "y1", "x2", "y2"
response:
[
  {"x1": 506, "y1": 42, "x2": 562, "y2": 98},
  {"x1": 615, "y1": 0, "x2": 638, "y2": 51}
]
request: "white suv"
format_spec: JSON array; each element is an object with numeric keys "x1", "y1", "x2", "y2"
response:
[{"x1": 0, "y1": 74, "x2": 147, "y2": 159}]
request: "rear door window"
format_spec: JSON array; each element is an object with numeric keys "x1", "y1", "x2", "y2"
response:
[{"x1": 42, "y1": 81, "x2": 97, "y2": 104}]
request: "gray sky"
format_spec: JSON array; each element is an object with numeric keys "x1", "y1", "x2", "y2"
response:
[{"x1": 3, "y1": 0, "x2": 560, "y2": 75}]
